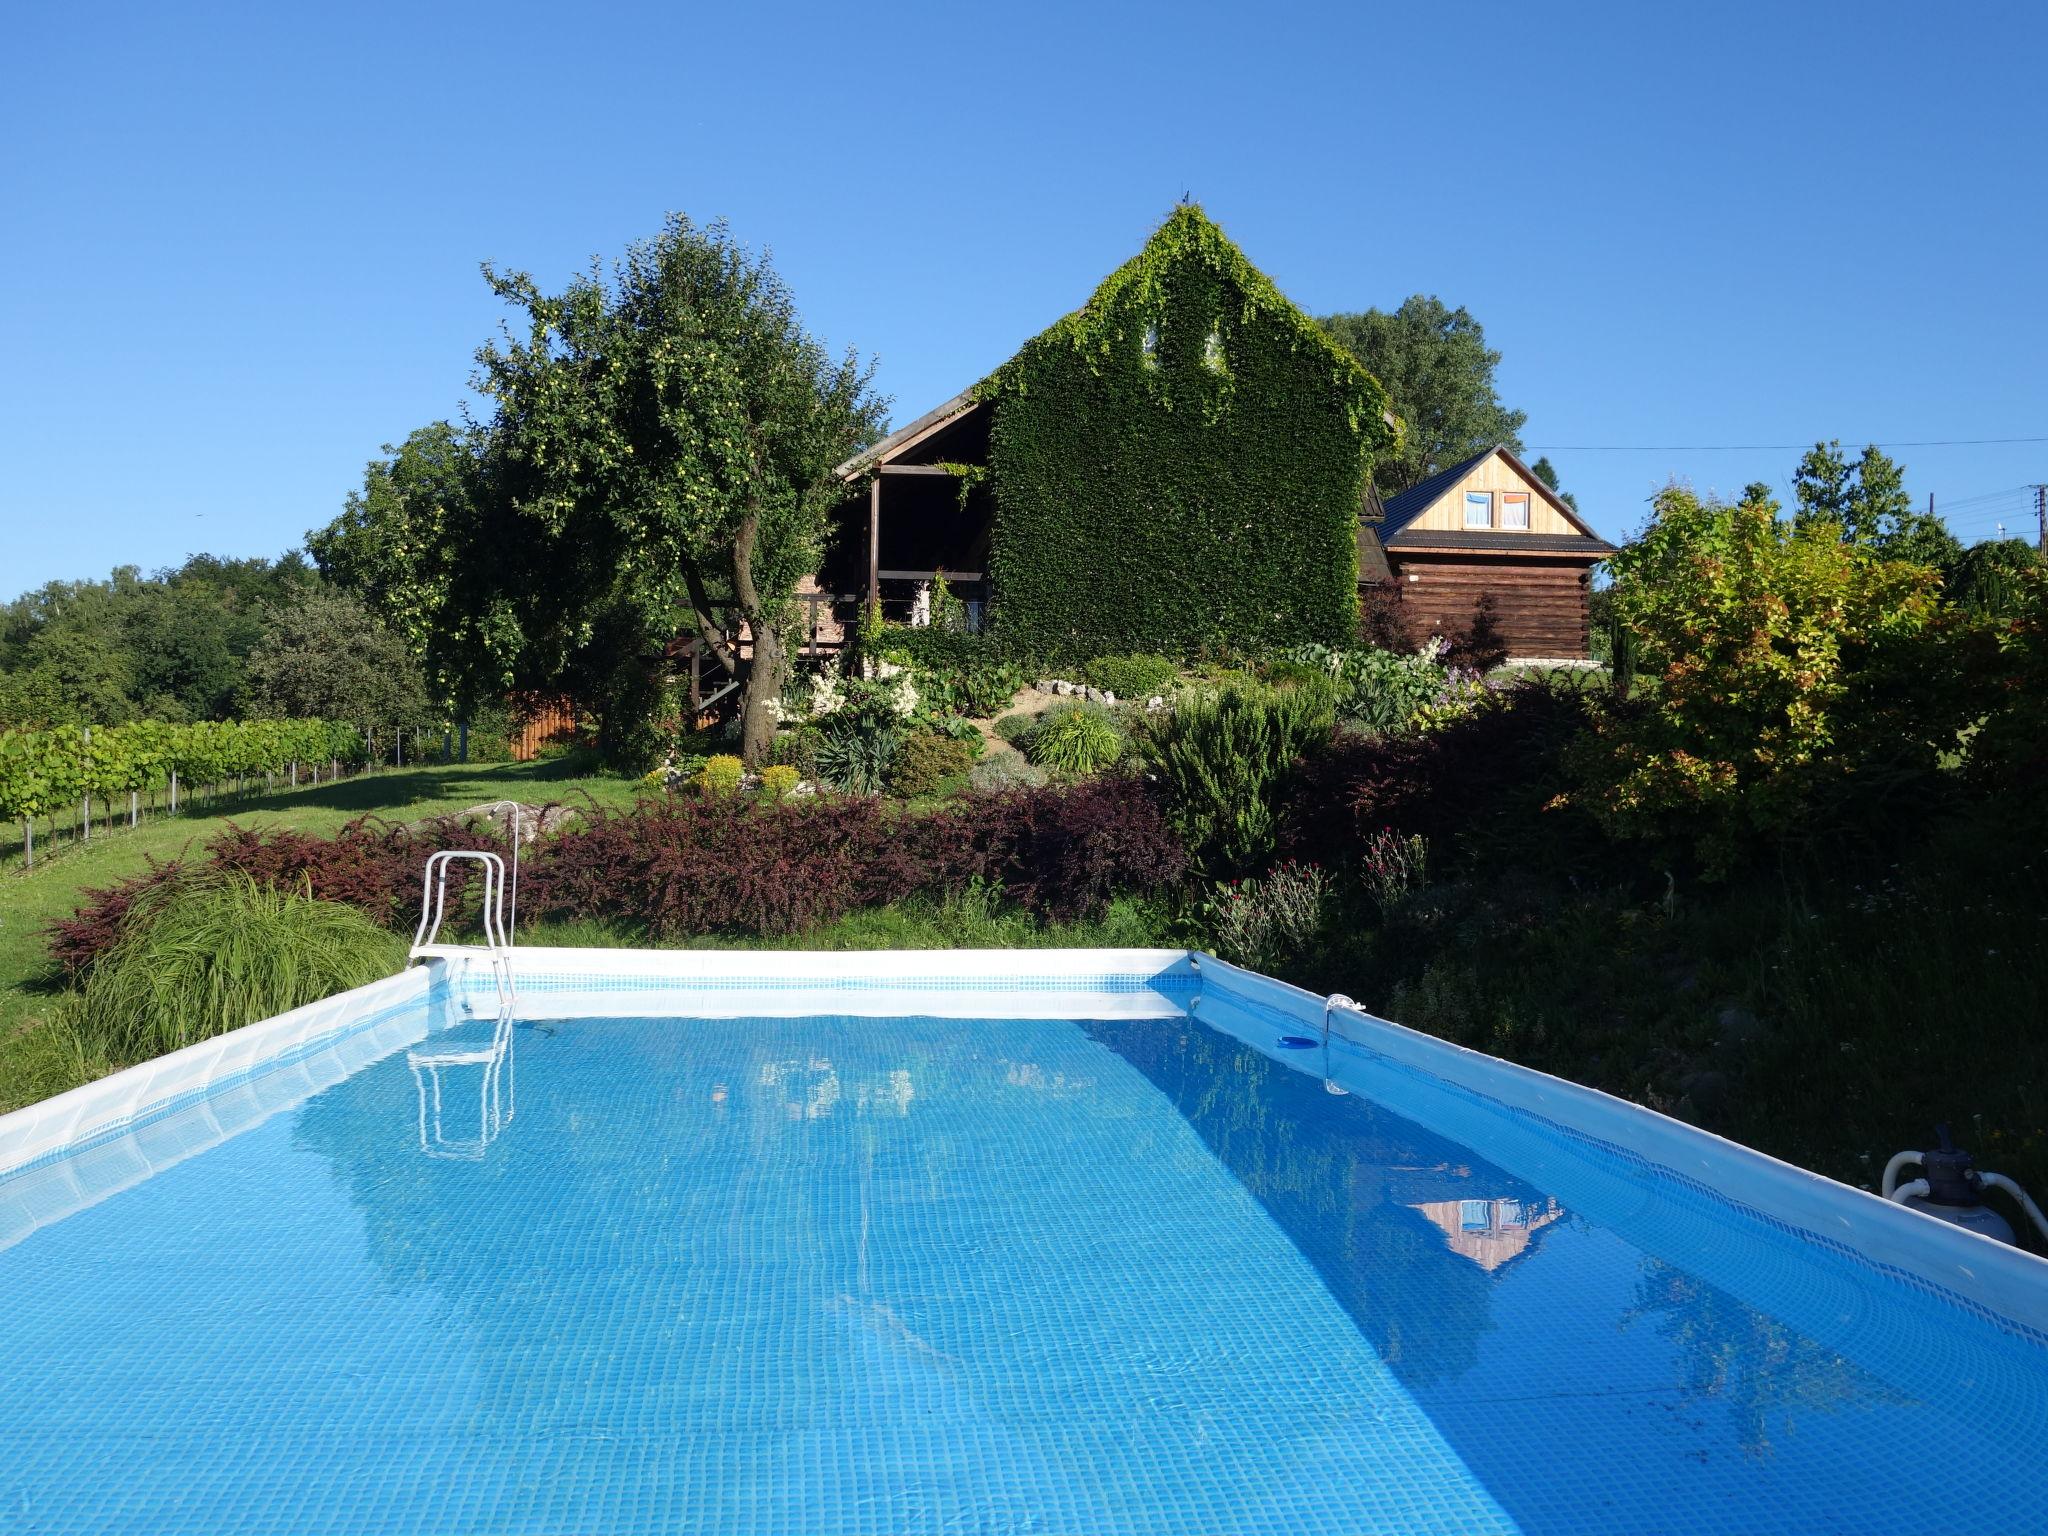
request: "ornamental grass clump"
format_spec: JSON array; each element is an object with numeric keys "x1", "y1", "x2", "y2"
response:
[
  {"x1": 1024, "y1": 704, "x2": 1125, "y2": 775},
  {"x1": 69, "y1": 875, "x2": 404, "y2": 1066}
]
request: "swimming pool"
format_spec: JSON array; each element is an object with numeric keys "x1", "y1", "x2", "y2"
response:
[{"x1": 2, "y1": 949, "x2": 2043, "y2": 1534}]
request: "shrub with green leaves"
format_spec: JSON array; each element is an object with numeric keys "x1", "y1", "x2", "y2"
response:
[
  {"x1": 768, "y1": 726, "x2": 822, "y2": 779},
  {"x1": 758, "y1": 764, "x2": 800, "y2": 801},
  {"x1": 1141, "y1": 683, "x2": 1334, "y2": 876},
  {"x1": 1081, "y1": 653, "x2": 1179, "y2": 700},
  {"x1": 889, "y1": 732, "x2": 977, "y2": 797},
  {"x1": 1279, "y1": 641, "x2": 1448, "y2": 735},
  {"x1": 1575, "y1": 485, "x2": 1953, "y2": 872},
  {"x1": 68, "y1": 875, "x2": 403, "y2": 1066},
  {"x1": 909, "y1": 659, "x2": 1028, "y2": 719},
  {"x1": 1025, "y1": 706, "x2": 1126, "y2": 775}
]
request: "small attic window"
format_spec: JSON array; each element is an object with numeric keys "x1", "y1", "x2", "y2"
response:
[
  {"x1": 1141, "y1": 324, "x2": 1159, "y2": 368},
  {"x1": 1202, "y1": 326, "x2": 1225, "y2": 372}
]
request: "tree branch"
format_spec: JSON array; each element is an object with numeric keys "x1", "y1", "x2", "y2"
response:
[{"x1": 678, "y1": 554, "x2": 737, "y2": 672}]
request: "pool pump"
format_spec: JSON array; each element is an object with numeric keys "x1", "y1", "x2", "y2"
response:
[{"x1": 1882, "y1": 1125, "x2": 2048, "y2": 1248}]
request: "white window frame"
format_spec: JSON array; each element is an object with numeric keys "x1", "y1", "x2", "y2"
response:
[
  {"x1": 1463, "y1": 491, "x2": 1493, "y2": 528},
  {"x1": 1500, "y1": 492, "x2": 1530, "y2": 530}
]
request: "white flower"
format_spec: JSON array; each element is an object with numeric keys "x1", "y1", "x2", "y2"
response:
[{"x1": 809, "y1": 676, "x2": 844, "y2": 718}]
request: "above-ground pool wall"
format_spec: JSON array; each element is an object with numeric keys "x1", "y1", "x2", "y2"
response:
[
  {"x1": 440, "y1": 946, "x2": 1200, "y2": 1021},
  {"x1": 1190, "y1": 956, "x2": 2048, "y2": 1351}
]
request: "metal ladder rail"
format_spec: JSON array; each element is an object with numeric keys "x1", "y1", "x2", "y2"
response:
[{"x1": 410, "y1": 849, "x2": 515, "y2": 1005}]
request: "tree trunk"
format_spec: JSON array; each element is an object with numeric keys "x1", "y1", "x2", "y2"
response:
[{"x1": 740, "y1": 622, "x2": 785, "y2": 766}]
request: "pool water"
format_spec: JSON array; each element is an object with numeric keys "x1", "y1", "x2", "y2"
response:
[{"x1": 2, "y1": 1001, "x2": 2043, "y2": 1534}]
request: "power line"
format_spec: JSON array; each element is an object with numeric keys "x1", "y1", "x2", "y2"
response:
[{"x1": 1523, "y1": 436, "x2": 2048, "y2": 452}]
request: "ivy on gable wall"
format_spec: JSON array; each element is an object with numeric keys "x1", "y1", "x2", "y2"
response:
[{"x1": 979, "y1": 205, "x2": 1397, "y2": 661}]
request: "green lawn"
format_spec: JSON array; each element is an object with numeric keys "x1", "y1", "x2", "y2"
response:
[{"x1": 0, "y1": 757, "x2": 644, "y2": 1113}]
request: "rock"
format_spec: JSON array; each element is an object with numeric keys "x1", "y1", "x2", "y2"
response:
[{"x1": 423, "y1": 801, "x2": 580, "y2": 843}]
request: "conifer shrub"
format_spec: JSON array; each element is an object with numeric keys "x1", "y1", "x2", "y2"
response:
[{"x1": 1142, "y1": 683, "x2": 1335, "y2": 877}]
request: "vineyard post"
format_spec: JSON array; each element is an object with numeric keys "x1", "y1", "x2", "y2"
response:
[
  {"x1": 81, "y1": 726, "x2": 90, "y2": 844},
  {"x1": 21, "y1": 819, "x2": 31, "y2": 872},
  {"x1": 129, "y1": 790, "x2": 137, "y2": 828},
  {"x1": 170, "y1": 769, "x2": 178, "y2": 815}
]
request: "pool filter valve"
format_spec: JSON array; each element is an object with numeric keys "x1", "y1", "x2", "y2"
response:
[{"x1": 1882, "y1": 1124, "x2": 2048, "y2": 1249}]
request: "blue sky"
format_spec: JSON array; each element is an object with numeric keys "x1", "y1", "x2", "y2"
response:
[{"x1": 5, "y1": 1, "x2": 2044, "y2": 592}]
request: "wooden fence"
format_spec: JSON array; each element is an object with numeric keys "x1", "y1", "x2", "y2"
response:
[{"x1": 510, "y1": 698, "x2": 581, "y2": 761}]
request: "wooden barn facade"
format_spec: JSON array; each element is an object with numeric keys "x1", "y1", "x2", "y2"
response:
[{"x1": 1365, "y1": 446, "x2": 1613, "y2": 658}]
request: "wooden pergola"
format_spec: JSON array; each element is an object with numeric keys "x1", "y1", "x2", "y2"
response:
[{"x1": 834, "y1": 390, "x2": 993, "y2": 610}]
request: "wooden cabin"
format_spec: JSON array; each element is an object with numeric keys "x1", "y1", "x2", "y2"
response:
[{"x1": 1365, "y1": 445, "x2": 1613, "y2": 659}]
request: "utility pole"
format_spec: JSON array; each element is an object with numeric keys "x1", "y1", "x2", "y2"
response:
[{"x1": 2036, "y1": 484, "x2": 2046, "y2": 554}]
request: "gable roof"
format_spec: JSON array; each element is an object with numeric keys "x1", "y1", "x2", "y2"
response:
[
  {"x1": 1379, "y1": 444, "x2": 1613, "y2": 552},
  {"x1": 832, "y1": 388, "x2": 982, "y2": 481},
  {"x1": 981, "y1": 204, "x2": 1399, "y2": 446}
]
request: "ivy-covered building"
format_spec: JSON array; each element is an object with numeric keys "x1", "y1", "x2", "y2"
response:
[{"x1": 828, "y1": 206, "x2": 1602, "y2": 660}]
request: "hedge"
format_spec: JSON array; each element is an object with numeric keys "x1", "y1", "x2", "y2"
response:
[
  {"x1": 49, "y1": 778, "x2": 1189, "y2": 969},
  {"x1": 980, "y1": 205, "x2": 1396, "y2": 662}
]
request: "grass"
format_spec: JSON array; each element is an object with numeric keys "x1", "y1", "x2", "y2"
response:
[
  {"x1": 0, "y1": 757, "x2": 643, "y2": 1113},
  {"x1": 0, "y1": 755, "x2": 1173, "y2": 1113}
]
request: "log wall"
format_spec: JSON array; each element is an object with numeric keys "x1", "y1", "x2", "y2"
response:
[{"x1": 1386, "y1": 553, "x2": 1596, "y2": 658}]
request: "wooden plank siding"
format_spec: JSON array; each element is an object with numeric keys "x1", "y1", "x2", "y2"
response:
[
  {"x1": 1388, "y1": 552, "x2": 1596, "y2": 657},
  {"x1": 1402, "y1": 455, "x2": 1580, "y2": 536}
]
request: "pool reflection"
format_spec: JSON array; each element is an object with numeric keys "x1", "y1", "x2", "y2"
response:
[
  {"x1": 1086, "y1": 1015, "x2": 1557, "y2": 1388},
  {"x1": 407, "y1": 1010, "x2": 517, "y2": 1160}
]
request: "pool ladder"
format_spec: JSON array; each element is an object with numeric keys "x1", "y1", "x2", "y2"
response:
[{"x1": 409, "y1": 849, "x2": 517, "y2": 1007}]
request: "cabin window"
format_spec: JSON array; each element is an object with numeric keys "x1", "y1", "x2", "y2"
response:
[
  {"x1": 1203, "y1": 327, "x2": 1224, "y2": 372},
  {"x1": 1141, "y1": 324, "x2": 1159, "y2": 368},
  {"x1": 1459, "y1": 1200, "x2": 1492, "y2": 1231},
  {"x1": 1500, "y1": 492, "x2": 1530, "y2": 529},
  {"x1": 1463, "y1": 491, "x2": 1492, "y2": 528}
]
